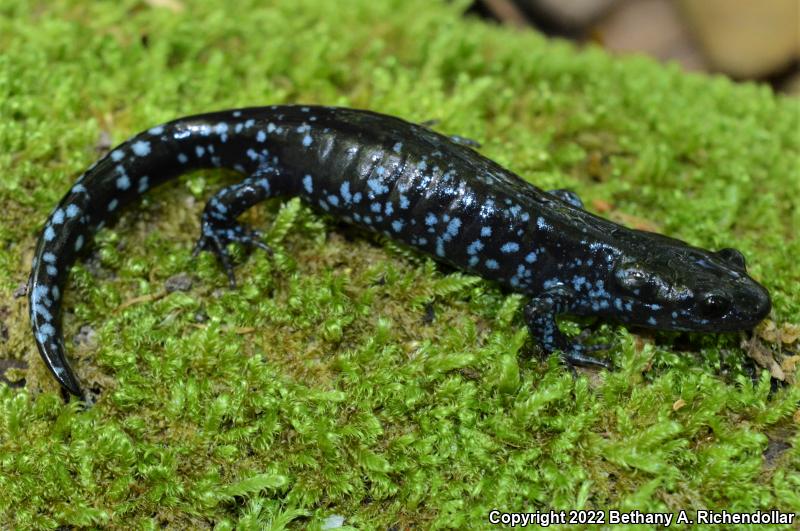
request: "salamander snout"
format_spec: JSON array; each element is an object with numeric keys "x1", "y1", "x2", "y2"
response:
[
  {"x1": 732, "y1": 279, "x2": 771, "y2": 326},
  {"x1": 694, "y1": 277, "x2": 771, "y2": 330}
]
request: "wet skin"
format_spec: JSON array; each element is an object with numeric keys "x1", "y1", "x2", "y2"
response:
[{"x1": 28, "y1": 106, "x2": 772, "y2": 396}]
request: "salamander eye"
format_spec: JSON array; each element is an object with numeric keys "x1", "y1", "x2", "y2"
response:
[
  {"x1": 716, "y1": 248, "x2": 747, "y2": 271},
  {"x1": 698, "y1": 293, "x2": 730, "y2": 319}
]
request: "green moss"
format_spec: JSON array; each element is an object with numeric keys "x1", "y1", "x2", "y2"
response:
[{"x1": 1, "y1": 0, "x2": 798, "y2": 528}]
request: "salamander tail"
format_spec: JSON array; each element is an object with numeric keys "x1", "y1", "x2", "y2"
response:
[
  {"x1": 27, "y1": 160, "x2": 103, "y2": 397},
  {"x1": 29, "y1": 264, "x2": 83, "y2": 396}
]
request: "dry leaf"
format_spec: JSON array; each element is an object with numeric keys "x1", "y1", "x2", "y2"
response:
[
  {"x1": 591, "y1": 199, "x2": 613, "y2": 213},
  {"x1": 780, "y1": 323, "x2": 800, "y2": 344},
  {"x1": 757, "y1": 320, "x2": 800, "y2": 345},
  {"x1": 757, "y1": 320, "x2": 779, "y2": 343},
  {"x1": 780, "y1": 355, "x2": 800, "y2": 375},
  {"x1": 742, "y1": 334, "x2": 785, "y2": 381}
]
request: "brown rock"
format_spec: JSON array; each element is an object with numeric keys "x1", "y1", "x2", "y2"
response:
[
  {"x1": 679, "y1": 0, "x2": 800, "y2": 78},
  {"x1": 781, "y1": 70, "x2": 800, "y2": 95},
  {"x1": 596, "y1": 0, "x2": 708, "y2": 71},
  {"x1": 528, "y1": 0, "x2": 621, "y2": 28}
]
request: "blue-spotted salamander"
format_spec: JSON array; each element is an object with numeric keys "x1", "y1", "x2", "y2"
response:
[{"x1": 29, "y1": 105, "x2": 772, "y2": 396}]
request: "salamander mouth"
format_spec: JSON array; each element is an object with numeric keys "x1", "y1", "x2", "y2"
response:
[{"x1": 734, "y1": 285, "x2": 772, "y2": 328}]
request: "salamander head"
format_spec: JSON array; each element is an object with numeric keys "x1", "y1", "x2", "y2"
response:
[{"x1": 610, "y1": 241, "x2": 771, "y2": 332}]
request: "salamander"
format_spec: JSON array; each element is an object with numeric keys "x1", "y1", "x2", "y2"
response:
[{"x1": 28, "y1": 105, "x2": 772, "y2": 396}]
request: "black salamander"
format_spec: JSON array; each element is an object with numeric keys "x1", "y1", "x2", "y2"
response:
[{"x1": 28, "y1": 106, "x2": 772, "y2": 396}]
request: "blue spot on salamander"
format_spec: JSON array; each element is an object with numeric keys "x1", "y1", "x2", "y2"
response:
[
  {"x1": 467, "y1": 240, "x2": 484, "y2": 255},
  {"x1": 444, "y1": 218, "x2": 461, "y2": 240},
  {"x1": 500, "y1": 242, "x2": 519, "y2": 253},
  {"x1": 340, "y1": 181, "x2": 352, "y2": 202},
  {"x1": 131, "y1": 141, "x2": 151, "y2": 157},
  {"x1": 116, "y1": 174, "x2": 130, "y2": 190},
  {"x1": 367, "y1": 179, "x2": 389, "y2": 195}
]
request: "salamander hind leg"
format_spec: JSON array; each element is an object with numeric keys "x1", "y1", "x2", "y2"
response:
[
  {"x1": 448, "y1": 135, "x2": 481, "y2": 148},
  {"x1": 419, "y1": 120, "x2": 482, "y2": 147},
  {"x1": 193, "y1": 165, "x2": 278, "y2": 287},
  {"x1": 523, "y1": 286, "x2": 612, "y2": 370},
  {"x1": 548, "y1": 189, "x2": 584, "y2": 209}
]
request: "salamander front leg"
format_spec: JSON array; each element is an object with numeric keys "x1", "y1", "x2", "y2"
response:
[
  {"x1": 193, "y1": 165, "x2": 278, "y2": 287},
  {"x1": 523, "y1": 286, "x2": 612, "y2": 370}
]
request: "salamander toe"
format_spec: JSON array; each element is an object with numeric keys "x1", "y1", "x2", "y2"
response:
[
  {"x1": 562, "y1": 344, "x2": 613, "y2": 370},
  {"x1": 193, "y1": 217, "x2": 273, "y2": 288}
]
